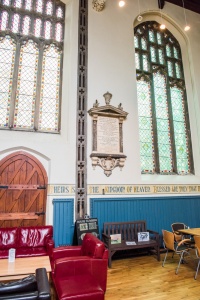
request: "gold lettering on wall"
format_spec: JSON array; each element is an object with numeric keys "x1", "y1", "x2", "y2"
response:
[{"x1": 48, "y1": 184, "x2": 200, "y2": 195}]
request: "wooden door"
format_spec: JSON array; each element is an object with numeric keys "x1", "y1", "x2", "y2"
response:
[{"x1": 0, "y1": 151, "x2": 48, "y2": 227}]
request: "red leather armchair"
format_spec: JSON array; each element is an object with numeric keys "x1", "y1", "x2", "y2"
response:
[{"x1": 51, "y1": 233, "x2": 108, "y2": 300}]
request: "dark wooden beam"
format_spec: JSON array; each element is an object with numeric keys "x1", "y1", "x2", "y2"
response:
[{"x1": 158, "y1": 0, "x2": 165, "y2": 9}]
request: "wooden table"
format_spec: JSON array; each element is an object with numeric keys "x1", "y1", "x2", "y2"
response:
[
  {"x1": 0, "y1": 256, "x2": 51, "y2": 281},
  {"x1": 178, "y1": 228, "x2": 200, "y2": 236}
]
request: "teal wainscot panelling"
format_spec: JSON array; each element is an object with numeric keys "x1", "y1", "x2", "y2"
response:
[
  {"x1": 90, "y1": 196, "x2": 200, "y2": 242},
  {"x1": 53, "y1": 198, "x2": 74, "y2": 247}
]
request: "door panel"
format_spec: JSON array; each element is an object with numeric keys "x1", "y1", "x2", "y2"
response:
[{"x1": 0, "y1": 151, "x2": 48, "y2": 227}]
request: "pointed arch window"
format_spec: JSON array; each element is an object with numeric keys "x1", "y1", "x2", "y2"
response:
[
  {"x1": 0, "y1": 0, "x2": 65, "y2": 133},
  {"x1": 134, "y1": 21, "x2": 193, "y2": 175}
]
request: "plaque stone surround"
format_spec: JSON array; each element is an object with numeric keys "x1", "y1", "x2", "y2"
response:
[{"x1": 88, "y1": 92, "x2": 128, "y2": 176}]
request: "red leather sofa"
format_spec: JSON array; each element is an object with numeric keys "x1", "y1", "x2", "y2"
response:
[
  {"x1": 51, "y1": 233, "x2": 108, "y2": 300},
  {"x1": 0, "y1": 226, "x2": 54, "y2": 259}
]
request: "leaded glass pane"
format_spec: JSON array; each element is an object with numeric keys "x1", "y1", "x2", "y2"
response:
[
  {"x1": 149, "y1": 30, "x2": 155, "y2": 42},
  {"x1": 141, "y1": 37, "x2": 147, "y2": 50},
  {"x1": 150, "y1": 46, "x2": 156, "y2": 62},
  {"x1": 157, "y1": 32, "x2": 162, "y2": 45},
  {"x1": 137, "y1": 79, "x2": 155, "y2": 173},
  {"x1": 12, "y1": 14, "x2": 20, "y2": 33},
  {"x1": 3, "y1": 0, "x2": 10, "y2": 5},
  {"x1": 22, "y1": 16, "x2": 31, "y2": 35},
  {"x1": 135, "y1": 52, "x2": 140, "y2": 69},
  {"x1": 46, "y1": 1, "x2": 53, "y2": 15},
  {"x1": 39, "y1": 44, "x2": 61, "y2": 131},
  {"x1": 0, "y1": 36, "x2": 16, "y2": 127},
  {"x1": 175, "y1": 62, "x2": 181, "y2": 78},
  {"x1": 166, "y1": 44, "x2": 172, "y2": 57},
  {"x1": 25, "y1": 0, "x2": 32, "y2": 10},
  {"x1": 36, "y1": 0, "x2": 43, "y2": 13},
  {"x1": 167, "y1": 60, "x2": 173, "y2": 77},
  {"x1": 158, "y1": 48, "x2": 164, "y2": 64},
  {"x1": 142, "y1": 54, "x2": 148, "y2": 71},
  {"x1": 134, "y1": 36, "x2": 139, "y2": 48},
  {"x1": 0, "y1": 11, "x2": 9, "y2": 30},
  {"x1": 173, "y1": 46, "x2": 179, "y2": 59},
  {"x1": 34, "y1": 18, "x2": 42, "y2": 37},
  {"x1": 55, "y1": 23, "x2": 62, "y2": 42},
  {"x1": 56, "y1": 6, "x2": 63, "y2": 18},
  {"x1": 14, "y1": 40, "x2": 38, "y2": 128},
  {"x1": 153, "y1": 72, "x2": 173, "y2": 172},
  {"x1": 170, "y1": 86, "x2": 190, "y2": 174},
  {"x1": 44, "y1": 20, "x2": 52, "y2": 39},
  {"x1": 14, "y1": 0, "x2": 22, "y2": 8}
]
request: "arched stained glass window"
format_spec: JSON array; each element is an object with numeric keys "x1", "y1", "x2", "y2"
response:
[
  {"x1": 0, "y1": 0, "x2": 65, "y2": 133},
  {"x1": 134, "y1": 21, "x2": 193, "y2": 175}
]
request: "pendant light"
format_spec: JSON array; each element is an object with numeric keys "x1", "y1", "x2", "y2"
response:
[{"x1": 182, "y1": 0, "x2": 190, "y2": 31}]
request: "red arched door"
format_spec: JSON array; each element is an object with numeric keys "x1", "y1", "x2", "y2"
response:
[{"x1": 0, "y1": 151, "x2": 48, "y2": 227}]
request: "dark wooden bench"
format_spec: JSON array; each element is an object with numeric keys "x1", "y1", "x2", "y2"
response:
[{"x1": 102, "y1": 220, "x2": 160, "y2": 267}]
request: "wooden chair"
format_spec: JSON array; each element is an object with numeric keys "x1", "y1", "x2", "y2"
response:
[
  {"x1": 171, "y1": 222, "x2": 194, "y2": 246},
  {"x1": 194, "y1": 236, "x2": 200, "y2": 279},
  {"x1": 162, "y1": 229, "x2": 191, "y2": 274}
]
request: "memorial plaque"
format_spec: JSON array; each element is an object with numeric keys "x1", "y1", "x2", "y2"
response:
[
  {"x1": 88, "y1": 92, "x2": 128, "y2": 176},
  {"x1": 97, "y1": 116, "x2": 119, "y2": 154}
]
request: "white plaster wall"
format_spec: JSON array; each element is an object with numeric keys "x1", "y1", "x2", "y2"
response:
[
  {"x1": 87, "y1": 0, "x2": 200, "y2": 185},
  {"x1": 1, "y1": 0, "x2": 200, "y2": 223}
]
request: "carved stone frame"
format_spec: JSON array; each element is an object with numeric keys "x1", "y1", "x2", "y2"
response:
[{"x1": 88, "y1": 92, "x2": 128, "y2": 176}]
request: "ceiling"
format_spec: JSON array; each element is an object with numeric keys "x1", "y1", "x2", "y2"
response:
[{"x1": 160, "y1": 0, "x2": 200, "y2": 15}]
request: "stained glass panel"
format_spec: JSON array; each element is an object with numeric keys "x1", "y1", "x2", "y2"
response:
[
  {"x1": 0, "y1": 11, "x2": 8, "y2": 30},
  {"x1": 12, "y1": 14, "x2": 20, "y2": 33},
  {"x1": 142, "y1": 54, "x2": 148, "y2": 71},
  {"x1": 0, "y1": 36, "x2": 16, "y2": 127},
  {"x1": 135, "y1": 52, "x2": 140, "y2": 69},
  {"x1": 14, "y1": 40, "x2": 38, "y2": 128},
  {"x1": 39, "y1": 44, "x2": 61, "y2": 131},
  {"x1": 167, "y1": 60, "x2": 173, "y2": 77},
  {"x1": 3, "y1": 0, "x2": 10, "y2": 5},
  {"x1": 150, "y1": 46, "x2": 156, "y2": 62},
  {"x1": 149, "y1": 30, "x2": 155, "y2": 42},
  {"x1": 55, "y1": 23, "x2": 62, "y2": 42},
  {"x1": 25, "y1": 0, "x2": 32, "y2": 10},
  {"x1": 157, "y1": 32, "x2": 162, "y2": 44},
  {"x1": 153, "y1": 72, "x2": 173, "y2": 172},
  {"x1": 14, "y1": 0, "x2": 22, "y2": 8},
  {"x1": 36, "y1": 0, "x2": 43, "y2": 13},
  {"x1": 22, "y1": 16, "x2": 31, "y2": 35},
  {"x1": 166, "y1": 44, "x2": 172, "y2": 57},
  {"x1": 137, "y1": 79, "x2": 155, "y2": 173},
  {"x1": 173, "y1": 47, "x2": 179, "y2": 59},
  {"x1": 46, "y1": 1, "x2": 53, "y2": 15},
  {"x1": 34, "y1": 18, "x2": 42, "y2": 37},
  {"x1": 175, "y1": 62, "x2": 181, "y2": 78},
  {"x1": 56, "y1": 6, "x2": 63, "y2": 18},
  {"x1": 44, "y1": 20, "x2": 52, "y2": 39},
  {"x1": 134, "y1": 36, "x2": 139, "y2": 48},
  {"x1": 170, "y1": 86, "x2": 190, "y2": 174},
  {"x1": 141, "y1": 37, "x2": 147, "y2": 50},
  {"x1": 158, "y1": 48, "x2": 164, "y2": 64}
]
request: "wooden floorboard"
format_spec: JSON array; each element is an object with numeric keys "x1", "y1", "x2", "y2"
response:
[{"x1": 51, "y1": 250, "x2": 200, "y2": 300}]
